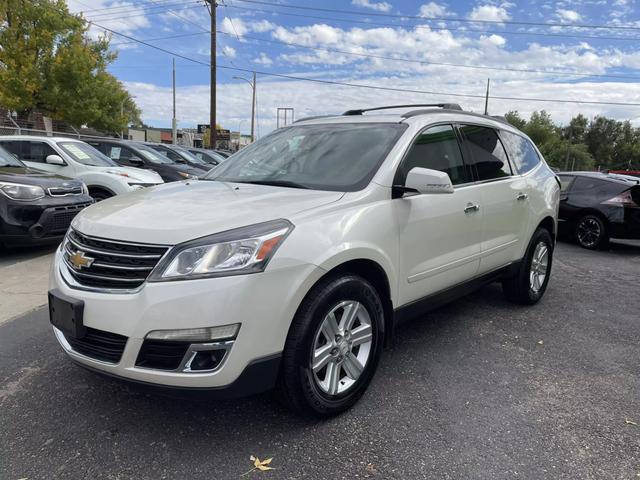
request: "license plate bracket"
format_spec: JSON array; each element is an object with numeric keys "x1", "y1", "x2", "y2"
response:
[{"x1": 48, "y1": 289, "x2": 86, "y2": 339}]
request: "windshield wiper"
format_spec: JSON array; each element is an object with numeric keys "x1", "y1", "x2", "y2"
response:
[{"x1": 239, "y1": 179, "x2": 311, "y2": 189}]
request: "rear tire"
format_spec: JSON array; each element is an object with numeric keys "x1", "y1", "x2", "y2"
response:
[
  {"x1": 503, "y1": 228, "x2": 553, "y2": 305},
  {"x1": 574, "y1": 214, "x2": 608, "y2": 250},
  {"x1": 277, "y1": 274, "x2": 384, "y2": 417}
]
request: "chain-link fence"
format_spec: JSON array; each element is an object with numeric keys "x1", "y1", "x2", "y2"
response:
[{"x1": 0, "y1": 110, "x2": 116, "y2": 140}]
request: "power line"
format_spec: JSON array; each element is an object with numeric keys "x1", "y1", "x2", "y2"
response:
[
  {"x1": 223, "y1": 3, "x2": 640, "y2": 44},
  {"x1": 86, "y1": 21, "x2": 640, "y2": 108},
  {"x1": 86, "y1": 2, "x2": 203, "y2": 22},
  {"x1": 233, "y1": 0, "x2": 640, "y2": 32},
  {"x1": 75, "y1": 0, "x2": 197, "y2": 14},
  {"x1": 216, "y1": 30, "x2": 640, "y2": 81}
]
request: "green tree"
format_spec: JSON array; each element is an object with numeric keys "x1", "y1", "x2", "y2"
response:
[
  {"x1": 585, "y1": 116, "x2": 621, "y2": 169},
  {"x1": 0, "y1": 0, "x2": 140, "y2": 132},
  {"x1": 504, "y1": 110, "x2": 527, "y2": 130}
]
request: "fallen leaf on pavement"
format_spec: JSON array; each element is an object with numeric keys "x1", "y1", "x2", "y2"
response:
[
  {"x1": 242, "y1": 456, "x2": 274, "y2": 476},
  {"x1": 624, "y1": 418, "x2": 637, "y2": 426}
]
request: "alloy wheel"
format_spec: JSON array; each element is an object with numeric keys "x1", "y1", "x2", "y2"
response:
[
  {"x1": 311, "y1": 300, "x2": 373, "y2": 396},
  {"x1": 576, "y1": 217, "x2": 601, "y2": 248},
  {"x1": 529, "y1": 241, "x2": 549, "y2": 293}
]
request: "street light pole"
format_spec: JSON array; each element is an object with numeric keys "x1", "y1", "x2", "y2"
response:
[{"x1": 233, "y1": 73, "x2": 256, "y2": 142}]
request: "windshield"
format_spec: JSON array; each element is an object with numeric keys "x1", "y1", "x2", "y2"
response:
[
  {"x1": 172, "y1": 146, "x2": 209, "y2": 166},
  {"x1": 193, "y1": 149, "x2": 225, "y2": 163},
  {"x1": 0, "y1": 145, "x2": 24, "y2": 167},
  {"x1": 135, "y1": 145, "x2": 175, "y2": 164},
  {"x1": 58, "y1": 142, "x2": 117, "y2": 167},
  {"x1": 204, "y1": 123, "x2": 406, "y2": 191}
]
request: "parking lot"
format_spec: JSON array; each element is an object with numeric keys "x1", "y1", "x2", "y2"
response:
[{"x1": 1, "y1": 239, "x2": 639, "y2": 479}]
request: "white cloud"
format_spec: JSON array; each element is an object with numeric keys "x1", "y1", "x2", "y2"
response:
[
  {"x1": 250, "y1": 20, "x2": 276, "y2": 33},
  {"x1": 67, "y1": 0, "x2": 150, "y2": 39},
  {"x1": 254, "y1": 53, "x2": 273, "y2": 65},
  {"x1": 467, "y1": 5, "x2": 512, "y2": 22},
  {"x1": 420, "y1": 2, "x2": 453, "y2": 18},
  {"x1": 556, "y1": 9, "x2": 583, "y2": 22},
  {"x1": 222, "y1": 46, "x2": 236, "y2": 58},
  {"x1": 480, "y1": 34, "x2": 506, "y2": 47},
  {"x1": 351, "y1": 0, "x2": 392, "y2": 13},
  {"x1": 127, "y1": 77, "x2": 640, "y2": 137},
  {"x1": 419, "y1": 2, "x2": 453, "y2": 18},
  {"x1": 220, "y1": 17, "x2": 248, "y2": 36}
]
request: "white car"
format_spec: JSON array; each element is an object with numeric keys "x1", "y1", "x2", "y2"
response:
[
  {"x1": 0, "y1": 136, "x2": 163, "y2": 201},
  {"x1": 48, "y1": 104, "x2": 560, "y2": 417}
]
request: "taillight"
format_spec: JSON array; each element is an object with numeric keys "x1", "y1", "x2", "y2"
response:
[{"x1": 603, "y1": 190, "x2": 638, "y2": 207}]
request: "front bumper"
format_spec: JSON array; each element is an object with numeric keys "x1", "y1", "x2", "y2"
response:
[
  {"x1": 50, "y1": 246, "x2": 323, "y2": 391},
  {"x1": 0, "y1": 196, "x2": 93, "y2": 245}
]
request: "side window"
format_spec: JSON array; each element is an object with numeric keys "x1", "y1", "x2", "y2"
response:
[
  {"x1": 22, "y1": 141, "x2": 57, "y2": 163},
  {"x1": 396, "y1": 124, "x2": 470, "y2": 186},
  {"x1": 572, "y1": 176, "x2": 604, "y2": 191},
  {"x1": 558, "y1": 175, "x2": 575, "y2": 192},
  {"x1": 500, "y1": 131, "x2": 541, "y2": 174},
  {"x1": 0, "y1": 141, "x2": 22, "y2": 159},
  {"x1": 459, "y1": 125, "x2": 512, "y2": 181},
  {"x1": 158, "y1": 148, "x2": 181, "y2": 162}
]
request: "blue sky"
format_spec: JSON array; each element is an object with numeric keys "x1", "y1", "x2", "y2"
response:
[{"x1": 67, "y1": 0, "x2": 640, "y2": 134}]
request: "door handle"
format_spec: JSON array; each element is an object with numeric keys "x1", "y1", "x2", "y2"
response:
[
  {"x1": 464, "y1": 203, "x2": 480, "y2": 214},
  {"x1": 516, "y1": 192, "x2": 529, "y2": 201}
]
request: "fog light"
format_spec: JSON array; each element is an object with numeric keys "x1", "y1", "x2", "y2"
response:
[
  {"x1": 146, "y1": 323, "x2": 240, "y2": 342},
  {"x1": 190, "y1": 349, "x2": 227, "y2": 371}
]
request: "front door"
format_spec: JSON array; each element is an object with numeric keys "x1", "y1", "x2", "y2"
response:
[{"x1": 394, "y1": 124, "x2": 483, "y2": 306}]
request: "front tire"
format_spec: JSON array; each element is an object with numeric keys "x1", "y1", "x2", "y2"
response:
[
  {"x1": 277, "y1": 274, "x2": 384, "y2": 417},
  {"x1": 89, "y1": 189, "x2": 113, "y2": 202},
  {"x1": 503, "y1": 227, "x2": 554, "y2": 305}
]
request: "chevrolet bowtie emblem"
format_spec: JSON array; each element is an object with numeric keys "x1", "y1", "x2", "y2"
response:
[{"x1": 69, "y1": 251, "x2": 95, "y2": 270}]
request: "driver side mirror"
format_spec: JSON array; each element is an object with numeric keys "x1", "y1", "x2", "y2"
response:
[
  {"x1": 129, "y1": 156, "x2": 144, "y2": 166},
  {"x1": 403, "y1": 167, "x2": 454, "y2": 195},
  {"x1": 45, "y1": 154, "x2": 65, "y2": 166}
]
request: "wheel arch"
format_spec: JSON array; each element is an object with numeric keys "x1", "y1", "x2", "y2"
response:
[
  {"x1": 299, "y1": 257, "x2": 396, "y2": 347},
  {"x1": 87, "y1": 185, "x2": 116, "y2": 197},
  {"x1": 537, "y1": 215, "x2": 557, "y2": 241}
]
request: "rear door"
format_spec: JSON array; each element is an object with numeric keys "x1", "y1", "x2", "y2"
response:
[
  {"x1": 459, "y1": 125, "x2": 530, "y2": 273},
  {"x1": 395, "y1": 124, "x2": 483, "y2": 305}
]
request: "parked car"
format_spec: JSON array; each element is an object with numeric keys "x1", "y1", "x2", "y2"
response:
[
  {"x1": 215, "y1": 150, "x2": 232, "y2": 158},
  {"x1": 0, "y1": 145, "x2": 92, "y2": 246},
  {"x1": 87, "y1": 139, "x2": 203, "y2": 182},
  {"x1": 186, "y1": 147, "x2": 227, "y2": 166},
  {"x1": 0, "y1": 136, "x2": 163, "y2": 201},
  {"x1": 144, "y1": 142, "x2": 210, "y2": 174},
  {"x1": 48, "y1": 104, "x2": 559, "y2": 417},
  {"x1": 557, "y1": 171, "x2": 640, "y2": 249}
]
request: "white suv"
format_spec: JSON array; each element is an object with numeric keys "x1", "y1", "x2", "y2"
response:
[
  {"x1": 0, "y1": 136, "x2": 163, "y2": 201},
  {"x1": 48, "y1": 105, "x2": 559, "y2": 416}
]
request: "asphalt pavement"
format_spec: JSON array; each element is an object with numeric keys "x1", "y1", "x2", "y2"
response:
[{"x1": 1, "y1": 240, "x2": 639, "y2": 479}]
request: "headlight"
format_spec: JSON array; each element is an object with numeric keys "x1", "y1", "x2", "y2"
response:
[
  {"x1": 178, "y1": 172, "x2": 198, "y2": 179},
  {"x1": 0, "y1": 182, "x2": 45, "y2": 201},
  {"x1": 149, "y1": 219, "x2": 293, "y2": 281},
  {"x1": 106, "y1": 170, "x2": 130, "y2": 178}
]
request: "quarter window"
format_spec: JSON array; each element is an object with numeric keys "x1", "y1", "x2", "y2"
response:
[
  {"x1": 500, "y1": 131, "x2": 541, "y2": 174},
  {"x1": 396, "y1": 124, "x2": 470, "y2": 186},
  {"x1": 460, "y1": 125, "x2": 512, "y2": 181}
]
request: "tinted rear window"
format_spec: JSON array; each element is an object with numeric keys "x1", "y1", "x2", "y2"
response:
[
  {"x1": 500, "y1": 131, "x2": 541, "y2": 174},
  {"x1": 460, "y1": 125, "x2": 512, "y2": 180}
]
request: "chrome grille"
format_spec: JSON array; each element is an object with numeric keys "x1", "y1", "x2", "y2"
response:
[
  {"x1": 48, "y1": 186, "x2": 83, "y2": 196},
  {"x1": 62, "y1": 229, "x2": 169, "y2": 291}
]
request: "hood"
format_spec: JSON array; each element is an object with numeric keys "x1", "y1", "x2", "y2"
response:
[
  {"x1": 0, "y1": 166, "x2": 82, "y2": 188},
  {"x1": 93, "y1": 165, "x2": 164, "y2": 184},
  {"x1": 72, "y1": 180, "x2": 344, "y2": 244}
]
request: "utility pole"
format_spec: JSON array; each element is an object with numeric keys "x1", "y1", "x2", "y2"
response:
[
  {"x1": 484, "y1": 78, "x2": 490, "y2": 115},
  {"x1": 172, "y1": 57, "x2": 177, "y2": 145},
  {"x1": 205, "y1": 0, "x2": 217, "y2": 149}
]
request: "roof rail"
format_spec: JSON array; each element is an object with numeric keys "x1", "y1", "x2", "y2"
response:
[
  {"x1": 343, "y1": 104, "x2": 462, "y2": 116},
  {"x1": 292, "y1": 115, "x2": 336, "y2": 124}
]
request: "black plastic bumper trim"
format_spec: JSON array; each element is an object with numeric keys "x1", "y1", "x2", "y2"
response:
[{"x1": 70, "y1": 352, "x2": 282, "y2": 400}]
